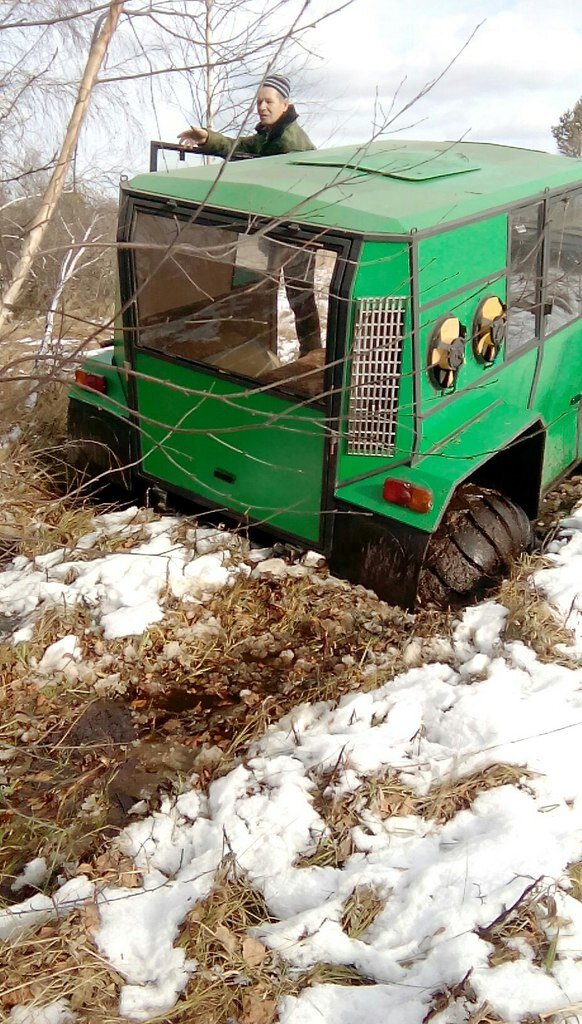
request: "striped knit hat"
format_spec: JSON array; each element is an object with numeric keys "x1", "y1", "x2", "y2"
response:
[{"x1": 261, "y1": 74, "x2": 291, "y2": 100}]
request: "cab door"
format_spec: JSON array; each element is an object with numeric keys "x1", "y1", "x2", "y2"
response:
[
  {"x1": 126, "y1": 205, "x2": 341, "y2": 545},
  {"x1": 522, "y1": 193, "x2": 582, "y2": 481}
]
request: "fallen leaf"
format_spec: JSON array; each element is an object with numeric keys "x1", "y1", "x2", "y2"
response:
[
  {"x1": 242, "y1": 935, "x2": 268, "y2": 967},
  {"x1": 241, "y1": 990, "x2": 277, "y2": 1024},
  {"x1": 81, "y1": 901, "x2": 101, "y2": 936},
  {"x1": 214, "y1": 922, "x2": 239, "y2": 955}
]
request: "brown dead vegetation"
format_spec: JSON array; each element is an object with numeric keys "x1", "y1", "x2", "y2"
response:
[
  {"x1": 301, "y1": 763, "x2": 533, "y2": 871},
  {"x1": 0, "y1": 908, "x2": 123, "y2": 1021},
  {"x1": 340, "y1": 884, "x2": 385, "y2": 939},
  {"x1": 477, "y1": 879, "x2": 566, "y2": 971},
  {"x1": 2, "y1": 382, "x2": 582, "y2": 1022},
  {"x1": 500, "y1": 560, "x2": 577, "y2": 666}
]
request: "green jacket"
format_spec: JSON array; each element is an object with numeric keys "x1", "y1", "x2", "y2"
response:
[{"x1": 198, "y1": 105, "x2": 315, "y2": 160}]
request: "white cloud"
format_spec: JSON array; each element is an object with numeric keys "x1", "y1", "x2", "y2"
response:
[{"x1": 304, "y1": 0, "x2": 582, "y2": 151}]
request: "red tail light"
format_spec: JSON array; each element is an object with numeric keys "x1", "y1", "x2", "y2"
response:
[
  {"x1": 382, "y1": 477, "x2": 433, "y2": 514},
  {"x1": 75, "y1": 369, "x2": 107, "y2": 394}
]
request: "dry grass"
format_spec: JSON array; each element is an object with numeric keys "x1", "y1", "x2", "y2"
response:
[
  {"x1": 173, "y1": 868, "x2": 286, "y2": 1024},
  {"x1": 424, "y1": 990, "x2": 505, "y2": 1024},
  {"x1": 567, "y1": 861, "x2": 582, "y2": 901},
  {"x1": 0, "y1": 379, "x2": 113, "y2": 565},
  {"x1": 340, "y1": 884, "x2": 385, "y2": 939},
  {"x1": 297, "y1": 963, "x2": 372, "y2": 987},
  {"x1": 300, "y1": 763, "x2": 532, "y2": 872},
  {"x1": 477, "y1": 880, "x2": 563, "y2": 970},
  {"x1": 1, "y1": 870, "x2": 285, "y2": 1023},
  {"x1": 414, "y1": 763, "x2": 534, "y2": 822},
  {"x1": 422, "y1": 970, "x2": 475, "y2": 1023},
  {"x1": 466, "y1": 1005, "x2": 505, "y2": 1024},
  {"x1": 0, "y1": 866, "x2": 377, "y2": 1022},
  {"x1": 0, "y1": 908, "x2": 123, "y2": 1021},
  {"x1": 499, "y1": 556, "x2": 577, "y2": 665},
  {"x1": 0, "y1": 447, "x2": 143, "y2": 565}
]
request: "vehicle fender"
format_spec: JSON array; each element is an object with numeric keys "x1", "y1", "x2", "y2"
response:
[{"x1": 334, "y1": 401, "x2": 543, "y2": 533}]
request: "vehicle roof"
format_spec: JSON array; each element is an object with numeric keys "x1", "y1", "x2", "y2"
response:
[{"x1": 127, "y1": 140, "x2": 582, "y2": 236}]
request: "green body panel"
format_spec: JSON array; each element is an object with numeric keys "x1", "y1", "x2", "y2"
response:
[
  {"x1": 417, "y1": 215, "x2": 507, "y2": 304},
  {"x1": 418, "y1": 216, "x2": 508, "y2": 410},
  {"x1": 69, "y1": 347, "x2": 130, "y2": 420},
  {"x1": 531, "y1": 318, "x2": 582, "y2": 485},
  {"x1": 113, "y1": 280, "x2": 127, "y2": 374},
  {"x1": 420, "y1": 348, "x2": 539, "y2": 457},
  {"x1": 134, "y1": 352, "x2": 326, "y2": 542},
  {"x1": 336, "y1": 400, "x2": 540, "y2": 532},
  {"x1": 353, "y1": 242, "x2": 411, "y2": 298},
  {"x1": 129, "y1": 141, "x2": 582, "y2": 236}
]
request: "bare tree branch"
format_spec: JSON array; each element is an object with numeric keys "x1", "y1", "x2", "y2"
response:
[{"x1": 0, "y1": 0, "x2": 124, "y2": 328}]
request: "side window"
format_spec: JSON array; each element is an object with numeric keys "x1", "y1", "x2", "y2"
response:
[
  {"x1": 507, "y1": 203, "x2": 543, "y2": 355},
  {"x1": 546, "y1": 191, "x2": 582, "y2": 334},
  {"x1": 131, "y1": 212, "x2": 337, "y2": 399}
]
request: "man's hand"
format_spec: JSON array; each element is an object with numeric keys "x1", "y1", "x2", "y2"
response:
[{"x1": 177, "y1": 126, "x2": 209, "y2": 149}]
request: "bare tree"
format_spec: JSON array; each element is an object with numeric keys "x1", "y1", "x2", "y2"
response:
[
  {"x1": 0, "y1": 0, "x2": 342, "y2": 330},
  {"x1": 0, "y1": 0, "x2": 124, "y2": 330}
]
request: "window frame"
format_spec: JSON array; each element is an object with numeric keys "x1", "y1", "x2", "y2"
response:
[
  {"x1": 544, "y1": 187, "x2": 582, "y2": 337},
  {"x1": 120, "y1": 198, "x2": 354, "y2": 405},
  {"x1": 505, "y1": 186, "x2": 582, "y2": 359},
  {"x1": 506, "y1": 200, "x2": 544, "y2": 356}
]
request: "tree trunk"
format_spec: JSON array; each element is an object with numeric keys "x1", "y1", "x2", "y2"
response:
[
  {"x1": 202, "y1": 0, "x2": 216, "y2": 167},
  {"x1": 0, "y1": 0, "x2": 124, "y2": 332}
]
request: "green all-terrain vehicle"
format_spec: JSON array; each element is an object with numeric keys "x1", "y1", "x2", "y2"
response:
[{"x1": 68, "y1": 139, "x2": 582, "y2": 606}]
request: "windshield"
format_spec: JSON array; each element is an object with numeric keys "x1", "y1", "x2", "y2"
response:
[{"x1": 131, "y1": 211, "x2": 338, "y2": 399}]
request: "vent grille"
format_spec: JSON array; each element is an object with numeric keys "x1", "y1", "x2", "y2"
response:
[{"x1": 347, "y1": 296, "x2": 406, "y2": 456}]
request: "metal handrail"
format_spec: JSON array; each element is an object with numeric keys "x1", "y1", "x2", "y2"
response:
[{"x1": 149, "y1": 140, "x2": 198, "y2": 172}]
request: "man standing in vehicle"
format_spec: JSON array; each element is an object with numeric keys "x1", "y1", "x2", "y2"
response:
[
  {"x1": 177, "y1": 73, "x2": 315, "y2": 158},
  {"x1": 177, "y1": 74, "x2": 321, "y2": 356}
]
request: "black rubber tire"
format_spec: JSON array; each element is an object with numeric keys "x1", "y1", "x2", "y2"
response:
[{"x1": 417, "y1": 483, "x2": 531, "y2": 608}]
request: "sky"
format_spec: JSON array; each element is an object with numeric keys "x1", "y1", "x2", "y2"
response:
[
  {"x1": 301, "y1": 0, "x2": 582, "y2": 153},
  {"x1": 160, "y1": 0, "x2": 582, "y2": 159},
  {"x1": 1, "y1": 499, "x2": 582, "y2": 1022}
]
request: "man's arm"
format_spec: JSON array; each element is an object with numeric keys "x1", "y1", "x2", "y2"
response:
[{"x1": 178, "y1": 126, "x2": 261, "y2": 159}]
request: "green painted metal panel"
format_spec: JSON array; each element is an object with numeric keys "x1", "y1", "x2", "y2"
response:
[
  {"x1": 351, "y1": 242, "x2": 411, "y2": 300},
  {"x1": 290, "y1": 148, "x2": 481, "y2": 180},
  {"x1": 134, "y1": 352, "x2": 326, "y2": 542},
  {"x1": 417, "y1": 215, "x2": 507, "y2": 303},
  {"x1": 531, "y1": 318, "x2": 582, "y2": 485},
  {"x1": 419, "y1": 283, "x2": 510, "y2": 412},
  {"x1": 336, "y1": 400, "x2": 540, "y2": 532},
  {"x1": 420, "y1": 348, "x2": 538, "y2": 455},
  {"x1": 128, "y1": 141, "x2": 582, "y2": 236}
]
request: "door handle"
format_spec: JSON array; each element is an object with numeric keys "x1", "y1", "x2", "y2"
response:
[{"x1": 214, "y1": 468, "x2": 236, "y2": 484}]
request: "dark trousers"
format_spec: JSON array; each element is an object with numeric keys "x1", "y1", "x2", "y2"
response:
[{"x1": 282, "y1": 250, "x2": 321, "y2": 356}]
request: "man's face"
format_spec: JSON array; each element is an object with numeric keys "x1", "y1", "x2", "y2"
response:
[{"x1": 257, "y1": 87, "x2": 288, "y2": 126}]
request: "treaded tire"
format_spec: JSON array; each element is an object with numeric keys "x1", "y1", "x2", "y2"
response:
[{"x1": 417, "y1": 484, "x2": 531, "y2": 608}]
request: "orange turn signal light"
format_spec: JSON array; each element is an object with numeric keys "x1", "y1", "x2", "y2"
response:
[
  {"x1": 382, "y1": 477, "x2": 434, "y2": 514},
  {"x1": 75, "y1": 369, "x2": 107, "y2": 394}
]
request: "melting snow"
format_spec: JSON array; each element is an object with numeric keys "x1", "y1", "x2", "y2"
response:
[{"x1": 2, "y1": 505, "x2": 582, "y2": 1022}]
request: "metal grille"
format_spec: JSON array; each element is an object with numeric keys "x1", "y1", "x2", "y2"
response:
[{"x1": 347, "y1": 297, "x2": 406, "y2": 456}]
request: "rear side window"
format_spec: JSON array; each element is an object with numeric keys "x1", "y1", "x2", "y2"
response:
[
  {"x1": 507, "y1": 203, "x2": 543, "y2": 355},
  {"x1": 546, "y1": 191, "x2": 582, "y2": 334},
  {"x1": 130, "y1": 211, "x2": 337, "y2": 399}
]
